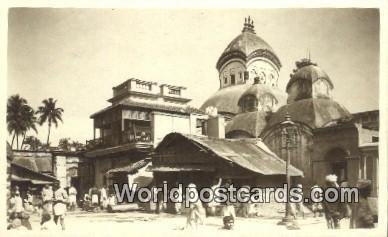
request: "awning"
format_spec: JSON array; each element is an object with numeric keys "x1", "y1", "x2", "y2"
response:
[
  {"x1": 85, "y1": 143, "x2": 153, "y2": 158},
  {"x1": 155, "y1": 133, "x2": 303, "y2": 177},
  {"x1": 106, "y1": 159, "x2": 151, "y2": 176},
  {"x1": 11, "y1": 163, "x2": 58, "y2": 184},
  {"x1": 149, "y1": 165, "x2": 215, "y2": 172}
]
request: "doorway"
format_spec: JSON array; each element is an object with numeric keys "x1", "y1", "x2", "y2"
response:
[{"x1": 325, "y1": 148, "x2": 348, "y2": 183}]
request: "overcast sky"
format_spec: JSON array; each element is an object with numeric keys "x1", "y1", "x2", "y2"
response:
[{"x1": 7, "y1": 8, "x2": 379, "y2": 145}]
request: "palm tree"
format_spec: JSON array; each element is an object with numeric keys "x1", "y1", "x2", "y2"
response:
[
  {"x1": 20, "y1": 106, "x2": 38, "y2": 149},
  {"x1": 7, "y1": 95, "x2": 37, "y2": 149},
  {"x1": 36, "y1": 98, "x2": 64, "y2": 146}
]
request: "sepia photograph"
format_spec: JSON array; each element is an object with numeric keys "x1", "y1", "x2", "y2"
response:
[{"x1": 3, "y1": 5, "x2": 387, "y2": 237}]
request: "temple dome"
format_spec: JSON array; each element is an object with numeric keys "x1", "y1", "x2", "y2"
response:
[
  {"x1": 265, "y1": 98, "x2": 352, "y2": 130},
  {"x1": 216, "y1": 17, "x2": 281, "y2": 71},
  {"x1": 201, "y1": 84, "x2": 251, "y2": 117},
  {"x1": 226, "y1": 111, "x2": 268, "y2": 138},
  {"x1": 286, "y1": 59, "x2": 333, "y2": 92},
  {"x1": 237, "y1": 83, "x2": 287, "y2": 109}
]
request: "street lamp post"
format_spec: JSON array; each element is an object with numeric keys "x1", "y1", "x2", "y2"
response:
[{"x1": 278, "y1": 113, "x2": 299, "y2": 228}]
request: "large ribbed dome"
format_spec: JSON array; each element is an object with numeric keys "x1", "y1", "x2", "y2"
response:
[
  {"x1": 223, "y1": 32, "x2": 275, "y2": 59},
  {"x1": 216, "y1": 17, "x2": 281, "y2": 71},
  {"x1": 201, "y1": 84, "x2": 251, "y2": 116},
  {"x1": 237, "y1": 83, "x2": 287, "y2": 107}
]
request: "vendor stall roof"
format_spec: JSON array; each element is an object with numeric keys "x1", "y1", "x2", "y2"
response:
[{"x1": 155, "y1": 133, "x2": 303, "y2": 177}]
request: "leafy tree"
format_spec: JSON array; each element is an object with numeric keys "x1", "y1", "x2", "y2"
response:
[
  {"x1": 58, "y1": 137, "x2": 71, "y2": 151},
  {"x1": 23, "y1": 136, "x2": 43, "y2": 151},
  {"x1": 36, "y1": 98, "x2": 64, "y2": 146},
  {"x1": 58, "y1": 138, "x2": 85, "y2": 151},
  {"x1": 71, "y1": 140, "x2": 85, "y2": 151}
]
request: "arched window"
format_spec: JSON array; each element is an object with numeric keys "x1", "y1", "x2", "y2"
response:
[
  {"x1": 241, "y1": 95, "x2": 257, "y2": 112},
  {"x1": 231, "y1": 74, "x2": 236, "y2": 85}
]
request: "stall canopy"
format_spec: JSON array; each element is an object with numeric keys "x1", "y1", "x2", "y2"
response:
[
  {"x1": 11, "y1": 162, "x2": 58, "y2": 185},
  {"x1": 106, "y1": 159, "x2": 153, "y2": 188},
  {"x1": 154, "y1": 133, "x2": 303, "y2": 177}
]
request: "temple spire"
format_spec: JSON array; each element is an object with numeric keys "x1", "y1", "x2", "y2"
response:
[{"x1": 242, "y1": 16, "x2": 255, "y2": 34}]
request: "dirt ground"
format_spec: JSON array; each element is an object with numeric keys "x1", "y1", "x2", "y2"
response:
[{"x1": 20, "y1": 208, "x2": 353, "y2": 234}]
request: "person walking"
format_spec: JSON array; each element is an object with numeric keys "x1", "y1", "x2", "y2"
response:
[
  {"x1": 68, "y1": 185, "x2": 77, "y2": 211},
  {"x1": 221, "y1": 180, "x2": 236, "y2": 225},
  {"x1": 207, "y1": 178, "x2": 222, "y2": 216},
  {"x1": 295, "y1": 184, "x2": 305, "y2": 219},
  {"x1": 322, "y1": 174, "x2": 347, "y2": 229},
  {"x1": 41, "y1": 185, "x2": 54, "y2": 214},
  {"x1": 350, "y1": 179, "x2": 376, "y2": 228},
  {"x1": 310, "y1": 184, "x2": 324, "y2": 218},
  {"x1": 185, "y1": 183, "x2": 205, "y2": 229},
  {"x1": 9, "y1": 190, "x2": 24, "y2": 218},
  {"x1": 53, "y1": 183, "x2": 68, "y2": 230},
  {"x1": 100, "y1": 186, "x2": 108, "y2": 210},
  {"x1": 90, "y1": 186, "x2": 100, "y2": 212}
]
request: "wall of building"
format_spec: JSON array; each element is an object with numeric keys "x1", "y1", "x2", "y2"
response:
[
  {"x1": 151, "y1": 112, "x2": 192, "y2": 146},
  {"x1": 359, "y1": 147, "x2": 378, "y2": 197},
  {"x1": 54, "y1": 155, "x2": 67, "y2": 188},
  {"x1": 94, "y1": 157, "x2": 113, "y2": 188},
  {"x1": 312, "y1": 125, "x2": 360, "y2": 186},
  {"x1": 262, "y1": 123, "x2": 314, "y2": 187},
  {"x1": 356, "y1": 125, "x2": 379, "y2": 144}
]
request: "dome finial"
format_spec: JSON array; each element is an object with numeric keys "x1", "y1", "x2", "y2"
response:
[{"x1": 242, "y1": 16, "x2": 255, "y2": 34}]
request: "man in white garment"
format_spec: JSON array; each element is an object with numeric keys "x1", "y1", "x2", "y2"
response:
[
  {"x1": 68, "y1": 185, "x2": 77, "y2": 211},
  {"x1": 53, "y1": 183, "x2": 68, "y2": 230}
]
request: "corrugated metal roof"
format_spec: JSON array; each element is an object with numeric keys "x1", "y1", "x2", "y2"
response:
[
  {"x1": 106, "y1": 159, "x2": 151, "y2": 175},
  {"x1": 12, "y1": 153, "x2": 53, "y2": 173},
  {"x1": 156, "y1": 133, "x2": 303, "y2": 176},
  {"x1": 150, "y1": 165, "x2": 216, "y2": 172},
  {"x1": 11, "y1": 163, "x2": 58, "y2": 183},
  {"x1": 12, "y1": 156, "x2": 39, "y2": 172},
  {"x1": 91, "y1": 101, "x2": 204, "y2": 118}
]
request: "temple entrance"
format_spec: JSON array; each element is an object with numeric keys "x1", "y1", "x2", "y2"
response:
[{"x1": 325, "y1": 148, "x2": 348, "y2": 183}]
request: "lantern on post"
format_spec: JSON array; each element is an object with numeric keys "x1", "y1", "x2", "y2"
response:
[{"x1": 278, "y1": 112, "x2": 300, "y2": 227}]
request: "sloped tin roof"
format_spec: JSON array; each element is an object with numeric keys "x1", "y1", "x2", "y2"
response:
[{"x1": 156, "y1": 133, "x2": 303, "y2": 176}]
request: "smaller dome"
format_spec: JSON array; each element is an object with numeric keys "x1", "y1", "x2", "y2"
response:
[
  {"x1": 265, "y1": 98, "x2": 352, "y2": 130},
  {"x1": 226, "y1": 111, "x2": 268, "y2": 138},
  {"x1": 286, "y1": 59, "x2": 333, "y2": 92}
]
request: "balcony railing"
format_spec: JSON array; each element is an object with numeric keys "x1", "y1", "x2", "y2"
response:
[{"x1": 86, "y1": 128, "x2": 152, "y2": 150}]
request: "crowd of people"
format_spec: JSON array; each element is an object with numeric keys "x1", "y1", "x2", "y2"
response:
[
  {"x1": 6, "y1": 174, "x2": 377, "y2": 231},
  {"x1": 82, "y1": 185, "x2": 117, "y2": 212},
  {"x1": 7, "y1": 183, "x2": 80, "y2": 231},
  {"x1": 154, "y1": 175, "x2": 377, "y2": 231}
]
